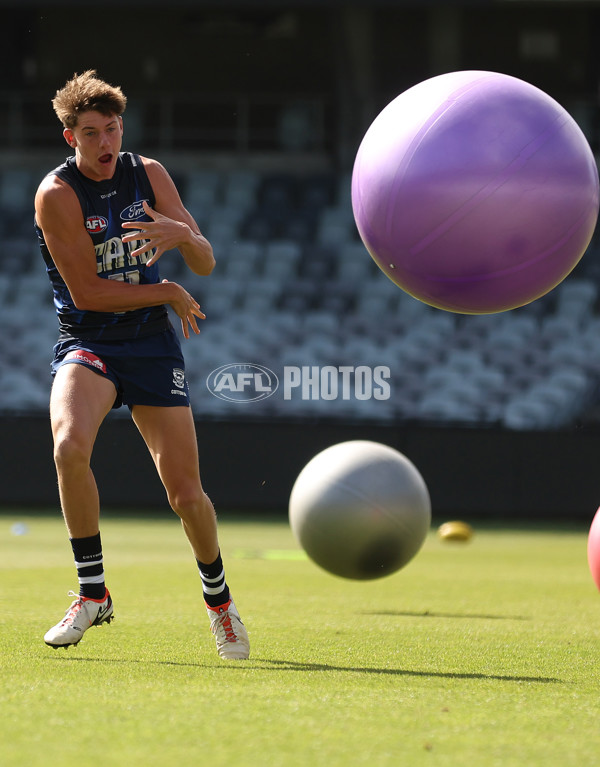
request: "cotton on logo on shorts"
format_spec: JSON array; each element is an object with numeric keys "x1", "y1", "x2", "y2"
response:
[{"x1": 206, "y1": 363, "x2": 278, "y2": 403}]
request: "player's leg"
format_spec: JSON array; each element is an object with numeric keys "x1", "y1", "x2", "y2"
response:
[
  {"x1": 44, "y1": 363, "x2": 116, "y2": 648},
  {"x1": 132, "y1": 404, "x2": 249, "y2": 659},
  {"x1": 50, "y1": 362, "x2": 116, "y2": 537},
  {"x1": 132, "y1": 403, "x2": 217, "y2": 559}
]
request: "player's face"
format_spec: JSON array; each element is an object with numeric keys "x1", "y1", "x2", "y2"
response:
[{"x1": 63, "y1": 111, "x2": 123, "y2": 181}]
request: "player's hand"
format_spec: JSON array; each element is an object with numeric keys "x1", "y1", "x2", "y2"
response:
[
  {"x1": 122, "y1": 201, "x2": 190, "y2": 266},
  {"x1": 163, "y1": 279, "x2": 205, "y2": 339}
]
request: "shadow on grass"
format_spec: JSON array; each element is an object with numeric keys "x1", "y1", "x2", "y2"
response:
[
  {"x1": 47, "y1": 654, "x2": 560, "y2": 684},
  {"x1": 255, "y1": 658, "x2": 561, "y2": 684},
  {"x1": 363, "y1": 610, "x2": 530, "y2": 621}
]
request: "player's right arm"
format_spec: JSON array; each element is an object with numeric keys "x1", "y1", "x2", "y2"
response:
[{"x1": 34, "y1": 176, "x2": 205, "y2": 337}]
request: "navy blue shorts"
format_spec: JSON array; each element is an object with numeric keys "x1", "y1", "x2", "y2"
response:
[{"x1": 51, "y1": 327, "x2": 191, "y2": 409}]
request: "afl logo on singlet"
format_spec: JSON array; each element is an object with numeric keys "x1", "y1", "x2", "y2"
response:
[{"x1": 86, "y1": 216, "x2": 108, "y2": 234}]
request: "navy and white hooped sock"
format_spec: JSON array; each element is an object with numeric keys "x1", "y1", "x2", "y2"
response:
[
  {"x1": 197, "y1": 551, "x2": 230, "y2": 608},
  {"x1": 70, "y1": 532, "x2": 106, "y2": 600}
]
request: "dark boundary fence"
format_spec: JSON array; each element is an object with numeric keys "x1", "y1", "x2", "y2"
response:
[{"x1": 2, "y1": 413, "x2": 599, "y2": 523}]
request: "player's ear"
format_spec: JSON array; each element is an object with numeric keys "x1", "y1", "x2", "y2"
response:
[{"x1": 63, "y1": 128, "x2": 76, "y2": 148}]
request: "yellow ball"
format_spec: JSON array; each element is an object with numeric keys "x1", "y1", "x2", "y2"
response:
[{"x1": 437, "y1": 520, "x2": 473, "y2": 542}]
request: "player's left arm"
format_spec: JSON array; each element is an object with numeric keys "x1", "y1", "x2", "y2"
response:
[{"x1": 122, "y1": 157, "x2": 215, "y2": 275}]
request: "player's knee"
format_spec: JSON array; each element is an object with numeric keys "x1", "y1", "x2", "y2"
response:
[
  {"x1": 169, "y1": 485, "x2": 203, "y2": 514},
  {"x1": 170, "y1": 486, "x2": 214, "y2": 521},
  {"x1": 53, "y1": 432, "x2": 92, "y2": 474}
]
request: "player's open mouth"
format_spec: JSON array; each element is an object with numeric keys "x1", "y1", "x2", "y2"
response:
[{"x1": 99, "y1": 153, "x2": 113, "y2": 164}]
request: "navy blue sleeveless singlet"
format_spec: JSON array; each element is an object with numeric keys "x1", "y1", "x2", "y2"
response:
[{"x1": 35, "y1": 151, "x2": 171, "y2": 341}]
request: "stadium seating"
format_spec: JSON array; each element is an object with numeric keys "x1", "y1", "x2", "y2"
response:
[{"x1": 2, "y1": 165, "x2": 600, "y2": 429}]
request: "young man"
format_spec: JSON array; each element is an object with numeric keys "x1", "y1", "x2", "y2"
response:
[{"x1": 34, "y1": 70, "x2": 249, "y2": 660}]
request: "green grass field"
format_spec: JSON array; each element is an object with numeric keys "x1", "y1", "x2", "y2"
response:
[{"x1": 1, "y1": 509, "x2": 599, "y2": 767}]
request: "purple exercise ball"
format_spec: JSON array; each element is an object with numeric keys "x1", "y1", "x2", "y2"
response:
[{"x1": 352, "y1": 71, "x2": 600, "y2": 314}]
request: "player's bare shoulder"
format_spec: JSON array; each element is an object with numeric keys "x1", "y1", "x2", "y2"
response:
[
  {"x1": 139, "y1": 155, "x2": 174, "y2": 189},
  {"x1": 35, "y1": 172, "x2": 80, "y2": 229},
  {"x1": 36, "y1": 171, "x2": 73, "y2": 200}
]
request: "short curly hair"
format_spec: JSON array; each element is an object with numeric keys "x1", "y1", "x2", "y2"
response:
[{"x1": 52, "y1": 70, "x2": 127, "y2": 129}]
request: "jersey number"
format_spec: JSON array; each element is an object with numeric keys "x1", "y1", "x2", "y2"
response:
[
  {"x1": 107, "y1": 270, "x2": 140, "y2": 285},
  {"x1": 107, "y1": 270, "x2": 140, "y2": 314}
]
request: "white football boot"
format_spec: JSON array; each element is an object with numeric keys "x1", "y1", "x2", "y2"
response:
[
  {"x1": 44, "y1": 590, "x2": 114, "y2": 648},
  {"x1": 206, "y1": 598, "x2": 250, "y2": 660}
]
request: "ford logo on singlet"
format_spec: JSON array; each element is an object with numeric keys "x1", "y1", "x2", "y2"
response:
[
  {"x1": 120, "y1": 199, "x2": 149, "y2": 221},
  {"x1": 86, "y1": 215, "x2": 108, "y2": 233}
]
